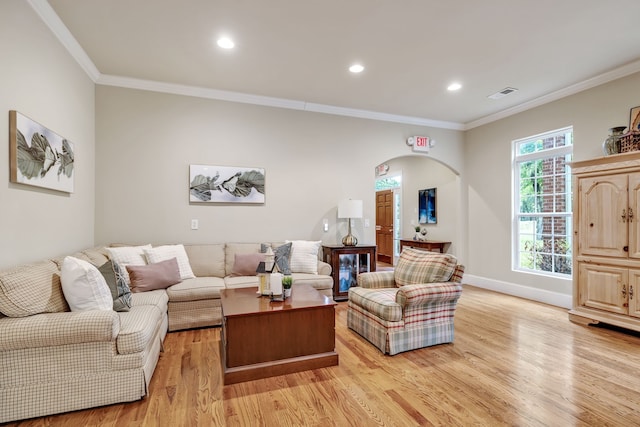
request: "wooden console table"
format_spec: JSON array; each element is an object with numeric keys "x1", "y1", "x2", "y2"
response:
[
  {"x1": 322, "y1": 245, "x2": 377, "y2": 301},
  {"x1": 399, "y1": 239, "x2": 450, "y2": 253}
]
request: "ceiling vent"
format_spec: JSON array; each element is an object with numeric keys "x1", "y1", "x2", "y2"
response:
[{"x1": 488, "y1": 87, "x2": 518, "y2": 100}]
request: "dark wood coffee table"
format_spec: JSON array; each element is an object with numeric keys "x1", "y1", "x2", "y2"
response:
[{"x1": 219, "y1": 284, "x2": 338, "y2": 385}]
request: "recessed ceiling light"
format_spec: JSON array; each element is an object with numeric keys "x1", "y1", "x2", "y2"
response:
[
  {"x1": 447, "y1": 82, "x2": 462, "y2": 91},
  {"x1": 349, "y1": 64, "x2": 364, "y2": 73},
  {"x1": 217, "y1": 37, "x2": 235, "y2": 49}
]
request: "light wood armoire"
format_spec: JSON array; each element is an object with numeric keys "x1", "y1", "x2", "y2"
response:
[{"x1": 570, "y1": 151, "x2": 640, "y2": 331}]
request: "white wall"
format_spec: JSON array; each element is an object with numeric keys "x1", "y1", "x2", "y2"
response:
[
  {"x1": 94, "y1": 86, "x2": 465, "y2": 255},
  {"x1": 464, "y1": 71, "x2": 640, "y2": 307},
  {"x1": 0, "y1": 1, "x2": 95, "y2": 268}
]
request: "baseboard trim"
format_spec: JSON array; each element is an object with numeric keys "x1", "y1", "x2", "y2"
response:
[{"x1": 463, "y1": 274, "x2": 572, "y2": 309}]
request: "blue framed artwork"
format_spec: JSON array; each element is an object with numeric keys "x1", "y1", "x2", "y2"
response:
[{"x1": 419, "y1": 188, "x2": 437, "y2": 224}]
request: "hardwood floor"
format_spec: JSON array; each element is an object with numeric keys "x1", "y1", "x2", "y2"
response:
[{"x1": 6, "y1": 285, "x2": 640, "y2": 426}]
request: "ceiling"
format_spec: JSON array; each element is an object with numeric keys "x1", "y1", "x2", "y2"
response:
[{"x1": 39, "y1": 0, "x2": 640, "y2": 130}]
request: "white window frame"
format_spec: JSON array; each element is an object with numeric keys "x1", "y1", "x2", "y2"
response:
[{"x1": 512, "y1": 127, "x2": 573, "y2": 278}]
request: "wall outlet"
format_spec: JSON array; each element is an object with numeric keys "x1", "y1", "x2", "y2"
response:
[
  {"x1": 191, "y1": 219, "x2": 199, "y2": 230},
  {"x1": 364, "y1": 218, "x2": 370, "y2": 227}
]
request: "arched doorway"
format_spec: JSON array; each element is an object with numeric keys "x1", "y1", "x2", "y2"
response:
[{"x1": 375, "y1": 155, "x2": 460, "y2": 265}]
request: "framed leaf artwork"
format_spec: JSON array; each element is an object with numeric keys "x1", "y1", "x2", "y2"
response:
[
  {"x1": 189, "y1": 164, "x2": 265, "y2": 203},
  {"x1": 9, "y1": 111, "x2": 75, "y2": 193}
]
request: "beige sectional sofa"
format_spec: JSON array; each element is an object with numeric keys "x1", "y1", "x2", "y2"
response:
[{"x1": 0, "y1": 242, "x2": 333, "y2": 423}]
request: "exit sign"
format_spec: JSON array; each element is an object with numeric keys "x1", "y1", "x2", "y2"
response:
[{"x1": 409, "y1": 135, "x2": 430, "y2": 152}]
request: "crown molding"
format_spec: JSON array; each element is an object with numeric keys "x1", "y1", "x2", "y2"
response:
[
  {"x1": 464, "y1": 59, "x2": 640, "y2": 130},
  {"x1": 30, "y1": 1, "x2": 640, "y2": 133},
  {"x1": 97, "y1": 74, "x2": 466, "y2": 130},
  {"x1": 28, "y1": 0, "x2": 100, "y2": 82}
]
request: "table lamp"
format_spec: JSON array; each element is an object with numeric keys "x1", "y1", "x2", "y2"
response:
[{"x1": 338, "y1": 199, "x2": 363, "y2": 246}]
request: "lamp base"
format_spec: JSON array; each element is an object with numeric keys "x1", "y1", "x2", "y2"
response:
[{"x1": 341, "y1": 234, "x2": 358, "y2": 246}]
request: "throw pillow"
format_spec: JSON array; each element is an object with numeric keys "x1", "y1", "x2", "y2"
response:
[
  {"x1": 231, "y1": 253, "x2": 266, "y2": 277},
  {"x1": 60, "y1": 256, "x2": 113, "y2": 312},
  {"x1": 0, "y1": 260, "x2": 68, "y2": 317},
  {"x1": 143, "y1": 244, "x2": 196, "y2": 280},
  {"x1": 98, "y1": 261, "x2": 132, "y2": 312},
  {"x1": 105, "y1": 244, "x2": 151, "y2": 285},
  {"x1": 287, "y1": 240, "x2": 321, "y2": 274},
  {"x1": 394, "y1": 248, "x2": 458, "y2": 286},
  {"x1": 126, "y1": 257, "x2": 181, "y2": 292},
  {"x1": 261, "y1": 242, "x2": 292, "y2": 275}
]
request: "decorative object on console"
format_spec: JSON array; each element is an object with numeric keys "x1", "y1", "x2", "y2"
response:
[
  {"x1": 189, "y1": 164, "x2": 265, "y2": 203},
  {"x1": 414, "y1": 226, "x2": 428, "y2": 241},
  {"x1": 419, "y1": 188, "x2": 437, "y2": 224},
  {"x1": 9, "y1": 110, "x2": 75, "y2": 193},
  {"x1": 630, "y1": 106, "x2": 640, "y2": 132},
  {"x1": 602, "y1": 126, "x2": 627, "y2": 155},
  {"x1": 338, "y1": 199, "x2": 363, "y2": 246}
]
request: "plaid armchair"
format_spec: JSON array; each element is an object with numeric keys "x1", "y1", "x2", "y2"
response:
[{"x1": 347, "y1": 248, "x2": 464, "y2": 355}]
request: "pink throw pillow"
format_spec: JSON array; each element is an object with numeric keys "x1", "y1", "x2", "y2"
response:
[
  {"x1": 126, "y1": 257, "x2": 181, "y2": 292},
  {"x1": 231, "y1": 253, "x2": 266, "y2": 277}
]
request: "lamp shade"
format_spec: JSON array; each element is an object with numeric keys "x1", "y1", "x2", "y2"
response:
[{"x1": 338, "y1": 199, "x2": 363, "y2": 219}]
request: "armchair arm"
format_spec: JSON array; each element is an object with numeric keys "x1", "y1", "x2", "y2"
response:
[
  {"x1": 358, "y1": 271, "x2": 396, "y2": 289},
  {"x1": 396, "y1": 283, "x2": 462, "y2": 307},
  {"x1": 0, "y1": 310, "x2": 120, "y2": 351}
]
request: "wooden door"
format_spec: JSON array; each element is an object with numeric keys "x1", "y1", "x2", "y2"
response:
[
  {"x1": 578, "y1": 174, "x2": 628, "y2": 257},
  {"x1": 376, "y1": 190, "x2": 394, "y2": 264}
]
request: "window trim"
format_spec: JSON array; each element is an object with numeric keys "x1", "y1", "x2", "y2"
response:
[{"x1": 512, "y1": 126, "x2": 573, "y2": 278}]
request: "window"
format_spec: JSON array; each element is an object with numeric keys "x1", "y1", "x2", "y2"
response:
[{"x1": 513, "y1": 127, "x2": 573, "y2": 277}]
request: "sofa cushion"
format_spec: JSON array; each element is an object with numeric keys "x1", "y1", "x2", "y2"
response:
[
  {"x1": 290, "y1": 273, "x2": 333, "y2": 290},
  {"x1": 231, "y1": 253, "x2": 265, "y2": 277},
  {"x1": 82, "y1": 246, "x2": 110, "y2": 266},
  {"x1": 167, "y1": 277, "x2": 226, "y2": 302},
  {"x1": 287, "y1": 240, "x2": 321, "y2": 274},
  {"x1": 116, "y1": 305, "x2": 162, "y2": 354},
  {"x1": 225, "y1": 243, "x2": 261, "y2": 276},
  {"x1": 106, "y1": 244, "x2": 151, "y2": 285},
  {"x1": 224, "y1": 275, "x2": 260, "y2": 289},
  {"x1": 144, "y1": 244, "x2": 195, "y2": 280},
  {"x1": 130, "y1": 289, "x2": 169, "y2": 312},
  {"x1": 60, "y1": 256, "x2": 113, "y2": 312},
  {"x1": 0, "y1": 260, "x2": 69, "y2": 317},
  {"x1": 126, "y1": 258, "x2": 181, "y2": 292},
  {"x1": 348, "y1": 287, "x2": 402, "y2": 322},
  {"x1": 98, "y1": 261, "x2": 132, "y2": 312},
  {"x1": 183, "y1": 244, "x2": 226, "y2": 277},
  {"x1": 394, "y1": 248, "x2": 458, "y2": 286}
]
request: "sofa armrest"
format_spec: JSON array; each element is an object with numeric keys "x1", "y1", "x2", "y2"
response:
[
  {"x1": 0, "y1": 310, "x2": 120, "y2": 351},
  {"x1": 358, "y1": 271, "x2": 396, "y2": 289},
  {"x1": 317, "y1": 260, "x2": 332, "y2": 276},
  {"x1": 395, "y1": 283, "x2": 462, "y2": 307}
]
